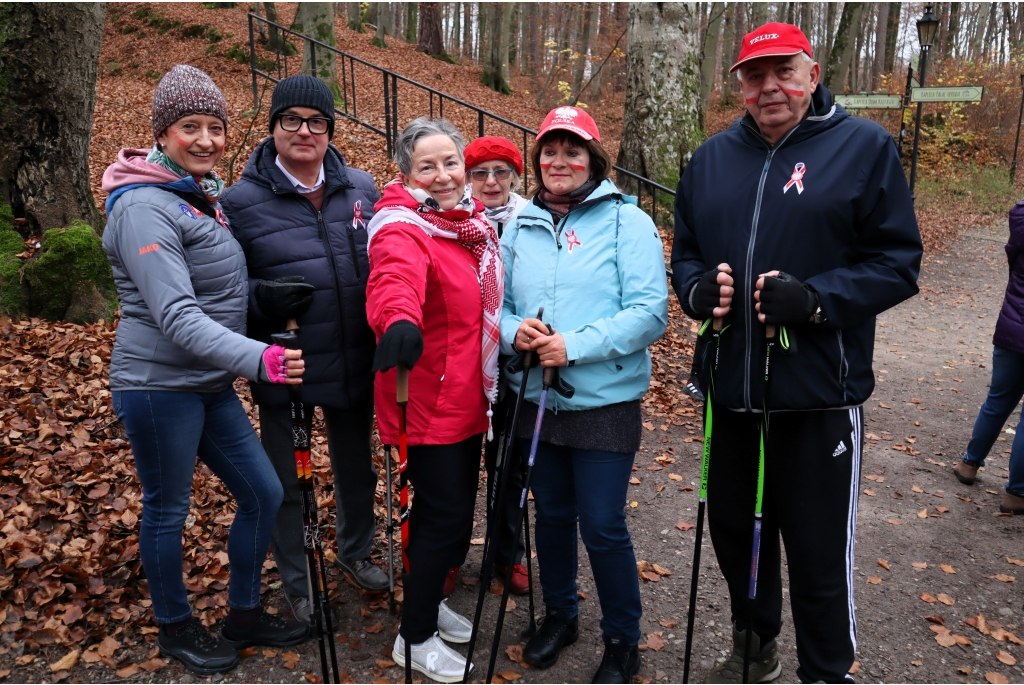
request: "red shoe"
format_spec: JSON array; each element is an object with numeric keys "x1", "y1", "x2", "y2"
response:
[
  {"x1": 442, "y1": 566, "x2": 459, "y2": 597},
  {"x1": 496, "y1": 564, "x2": 530, "y2": 596}
]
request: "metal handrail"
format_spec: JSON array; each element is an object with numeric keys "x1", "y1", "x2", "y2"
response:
[{"x1": 246, "y1": 13, "x2": 675, "y2": 229}]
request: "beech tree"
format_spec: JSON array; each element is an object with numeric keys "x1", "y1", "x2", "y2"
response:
[
  {"x1": 418, "y1": 3, "x2": 448, "y2": 59},
  {"x1": 292, "y1": 3, "x2": 340, "y2": 101},
  {"x1": 480, "y1": 3, "x2": 512, "y2": 94},
  {"x1": 618, "y1": 2, "x2": 703, "y2": 192},
  {"x1": 0, "y1": 2, "x2": 105, "y2": 234}
]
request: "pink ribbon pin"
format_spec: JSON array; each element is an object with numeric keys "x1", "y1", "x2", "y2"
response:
[{"x1": 783, "y1": 163, "x2": 806, "y2": 195}]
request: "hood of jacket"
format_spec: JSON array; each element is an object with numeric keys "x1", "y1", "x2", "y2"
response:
[
  {"x1": 516, "y1": 178, "x2": 636, "y2": 225},
  {"x1": 241, "y1": 137, "x2": 355, "y2": 196},
  {"x1": 102, "y1": 148, "x2": 200, "y2": 214},
  {"x1": 374, "y1": 178, "x2": 486, "y2": 220}
]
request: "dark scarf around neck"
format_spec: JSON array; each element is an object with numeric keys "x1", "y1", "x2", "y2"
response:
[{"x1": 537, "y1": 179, "x2": 599, "y2": 223}]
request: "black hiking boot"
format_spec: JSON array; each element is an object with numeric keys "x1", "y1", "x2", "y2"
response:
[
  {"x1": 157, "y1": 619, "x2": 238, "y2": 675},
  {"x1": 592, "y1": 637, "x2": 640, "y2": 683},
  {"x1": 523, "y1": 611, "x2": 579, "y2": 669},
  {"x1": 706, "y1": 624, "x2": 782, "y2": 683},
  {"x1": 220, "y1": 609, "x2": 309, "y2": 649}
]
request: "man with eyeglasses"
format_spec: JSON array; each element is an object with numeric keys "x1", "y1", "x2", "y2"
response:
[{"x1": 222, "y1": 75, "x2": 387, "y2": 624}]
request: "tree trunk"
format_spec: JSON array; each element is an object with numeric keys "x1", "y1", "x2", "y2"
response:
[
  {"x1": 700, "y1": 2, "x2": 725, "y2": 117},
  {"x1": 571, "y1": 3, "x2": 597, "y2": 101},
  {"x1": 417, "y1": 2, "x2": 447, "y2": 58},
  {"x1": 851, "y1": 5, "x2": 867, "y2": 92},
  {"x1": 481, "y1": 3, "x2": 512, "y2": 94},
  {"x1": 0, "y1": 2, "x2": 105, "y2": 234},
  {"x1": 618, "y1": 2, "x2": 703, "y2": 192},
  {"x1": 523, "y1": 2, "x2": 537, "y2": 76},
  {"x1": 462, "y1": 2, "x2": 472, "y2": 60},
  {"x1": 345, "y1": 2, "x2": 363, "y2": 32},
  {"x1": 725, "y1": 2, "x2": 745, "y2": 98},
  {"x1": 946, "y1": 2, "x2": 960, "y2": 57},
  {"x1": 254, "y1": 2, "x2": 268, "y2": 42},
  {"x1": 293, "y1": 2, "x2": 341, "y2": 99},
  {"x1": 819, "y1": 2, "x2": 837, "y2": 70},
  {"x1": 885, "y1": 2, "x2": 901, "y2": 70},
  {"x1": 405, "y1": 2, "x2": 418, "y2": 43},
  {"x1": 800, "y1": 2, "x2": 813, "y2": 32},
  {"x1": 872, "y1": 2, "x2": 890, "y2": 88},
  {"x1": 973, "y1": 2, "x2": 991, "y2": 59},
  {"x1": 982, "y1": 1, "x2": 998, "y2": 57},
  {"x1": 825, "y1": 2, "x2": 863, "y2": 92},
  {"x1": 750, "y1": 2, "x2": 767, "y2": 27},
  {"x1": 264, "y1": 2, "x2": 288, "y2": 50},
  {"x1": 719, "y1": 4, "x2": 735, "y2": 104}
]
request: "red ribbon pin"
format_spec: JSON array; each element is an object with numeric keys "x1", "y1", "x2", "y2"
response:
[{"x1": 783, "y1": 162, "x2": 806, "y2": 195}]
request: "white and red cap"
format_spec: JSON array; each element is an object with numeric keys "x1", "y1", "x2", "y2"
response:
[
  {"x1": 536, "y1": 106, "x2": 601, "y2": 144},
  {"x1": 730, "y1": 22, "x2": 813, "y2": 72}
]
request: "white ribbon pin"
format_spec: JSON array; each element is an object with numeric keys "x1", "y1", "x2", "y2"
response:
[{"x1": 783, "y1": 162, "x2": 806, "y2": 195}]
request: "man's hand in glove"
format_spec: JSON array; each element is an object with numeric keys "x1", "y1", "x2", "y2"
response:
[
  {"x1": 372, "y1": 320, "x2": 424, "y2": 373},
  {"x1": 754, "y1": 271, "x2": 818, "y2": 325},
  {"x1": 690, "y1": 263, "x2": 734, "y2": 319},
  {"x1": 255, "y1": 276, "x2": 315, "y2": 320}
]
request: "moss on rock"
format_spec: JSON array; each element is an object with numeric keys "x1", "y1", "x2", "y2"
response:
[
  {"x1": 0, "y1": 203, "x2": 28, "y2": 318},
  {"x1": 23, "y1": 221, "x2": 117, "y2": 323}
]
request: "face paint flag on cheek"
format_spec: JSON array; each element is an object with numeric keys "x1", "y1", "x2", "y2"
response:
[
  {"x1": 783, "y1": 86, "x2": 806, "y2": 98},
  {"x1": 568, "y1": 163, "x2": 587, "y2": 171},
  {"x1": 783, "y1": 162, "x2": 806, "y2": 195},
  {"x1": 540, "y1": 163, "x2": 553, "y2": 169}
]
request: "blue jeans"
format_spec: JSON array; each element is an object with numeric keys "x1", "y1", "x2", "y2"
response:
[
  {"x1": 525, "y1": 441, "x2": 642, "y2": 643},
  {"x1": 113, "y1": 388, "x2": 283, "y2": 624},
  {"x1": 964, "y1": 345, "x2": 1024, "y2": 496}
]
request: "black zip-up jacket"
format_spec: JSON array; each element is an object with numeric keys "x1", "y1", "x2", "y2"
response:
[
  {"x1": 671, "y1": 85, "x2": 922, "y2": 412},
  {"x1": 221, "y1": 138, "x2": 380, "y2": 409}
]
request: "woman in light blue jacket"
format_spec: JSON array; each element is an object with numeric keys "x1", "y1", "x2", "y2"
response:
[{"x1": 500, "y1": 107, "x2": 668, "y2": 684}]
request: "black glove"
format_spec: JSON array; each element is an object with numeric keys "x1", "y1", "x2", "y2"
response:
[
  {"x1": 691, "y1": 269, "x2": 728, "y2": 319},
  {"x1": 758, "y1": 272, "x2": 817, "y2": 325},
  {"x1": 373, "y1": 320, "x2": 423, "y2": 373},
  {"x1": 255, "y1": 276, "x2": 315, "y2": 320}
]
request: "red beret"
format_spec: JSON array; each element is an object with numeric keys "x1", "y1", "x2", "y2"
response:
[{"x1": 464, "y1": 136, "x2": 524, "y2": 176}]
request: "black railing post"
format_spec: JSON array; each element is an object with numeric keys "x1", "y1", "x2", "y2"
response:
[
  {"x1": 248, "y1": 14, "x2": 258, "y2": 110},
  {"x1": 350, "y1": 57, "x2": 357, "y2": 118},
  {"x1": 310, "y1": 39, "x2": 317, "y2": 78},
  {"x1": 430, "y1": 92, "x2": 434, "y2": 119},
  {"x1": 391, "y1": 73, "x2": 399, "y2": 144},
  {"x1": 383, "y1": 72, "x2": 392, "y2": 159},
  {"x1": 522, "y1": 130, "x2": 529, "y2": 191},
  {"x1": 478, "y1": 111, "x2": 484, "y2": 137},
  {"x1": 439, "y1": 95, "x2": 444, "y2": 119},
  {"x1": 340, "y1": 53, "x2": 348, "y2": 114}
]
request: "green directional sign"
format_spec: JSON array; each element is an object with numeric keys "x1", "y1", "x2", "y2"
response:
[
  {"x1": 910, "y1": 86, "x2": 984, "y2": 103},
  {"x1": 835, "y1": 94, "x2": 903, "y2": 109}
]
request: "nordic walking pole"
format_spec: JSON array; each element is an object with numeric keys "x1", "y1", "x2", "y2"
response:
[
  {"x1": 682, "y1": 316, "x2": 724, "y2": 683},
  {"x1": 486, "y1": 334, "x2": 567, "y2": 684},
  {"x1": 520, "y1": 495, "x2": 537, "y2": 640},
  {"x1": 463, "y1": 308, "x2": 543, "y2": 683},
  {"x1": 396, "y1": 364, "x2": 412, "y2": 685},
  {"x1": 742, "y1": 323, "x2": 777, "y2": 684},
  {"x1": 385, "y1": 444, "x2": 396, "y2": 615},
  {"x1": 272, "y1": 319, "x2": 340, "y2": 684}
]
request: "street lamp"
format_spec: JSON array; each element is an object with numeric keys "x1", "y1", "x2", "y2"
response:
[
  {"x1": 908, "y1": 4, "x2": 941, "y2": 199},
  {"x1": 1011, "y1": 73, "x2": 1024, "y2": 184}
]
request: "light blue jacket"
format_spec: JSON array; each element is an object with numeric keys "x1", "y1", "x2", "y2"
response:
[{"x1": 500, "y1": 179, "x2": 669, "y2": 411}]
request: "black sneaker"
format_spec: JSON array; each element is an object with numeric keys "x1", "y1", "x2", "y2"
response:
[
  {"x1": 157, "y1": 620, "x2": 239, "y2": 675},
  {"x1": 334, "y1": 555, "x2": 390, "y2": 591},
  {"x1": 592, "y1": 637, "x2": 640, "y2": 684},
  {"x1": 523, "y1": 611, "x2": 579, "y2": 669},
  {"x1": 220, "y1": 609, "x2": 309, "y2": 649}
]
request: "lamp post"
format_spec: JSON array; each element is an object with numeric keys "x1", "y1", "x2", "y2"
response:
[
  {"x1": 1011, "y1": 73, "x2": 1024, "y2": 184},
  {"x1": 908, "y1": 4, "x2": 940, "y2": 199}
]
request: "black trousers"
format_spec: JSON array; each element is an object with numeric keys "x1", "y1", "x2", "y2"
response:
[
  {"x1": 707, "y1": 404, "x2": 862, "y2": 684},
  {"x1": 401, "y1": 434, "x2": 482, "y2": 643},
  {"x1": 483, "y1": 397, "x2": 526, "y2": 569}
]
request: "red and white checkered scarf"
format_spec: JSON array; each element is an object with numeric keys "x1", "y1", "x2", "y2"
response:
[{"x1": 368, "y1": 181, "x2": 504, "y2": 410}]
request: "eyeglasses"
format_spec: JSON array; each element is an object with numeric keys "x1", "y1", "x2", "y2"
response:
[
  {"x1": 468, "y1": 168, "x2": 514, "y2": 182},
  {"x1": 278, "y1": 114, "x2": 331, "y2": 135}
]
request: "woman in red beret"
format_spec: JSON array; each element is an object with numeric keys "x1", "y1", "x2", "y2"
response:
[{"x1": 464, "y1": 136, "x2": 529, "y2": 237}]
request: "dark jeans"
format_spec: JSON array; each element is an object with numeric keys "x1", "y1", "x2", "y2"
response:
[
  {"x1": 113, "y1": 388, "x2": 283, "y2": 624},
  {"x1": 526, "y1": 440, "x2": 641, "y2": 643},
  {"x1": 259, "y1": 401, "x2": 375, "y2": 598},
  {"x1": 963, "y1": 345, "x2": 1024, "y2": 495},
  {"x1": 401, "y1": 435, "x2": 482, "y2": 643},
  {"x1": 707, "y1": 404, "x2": 862, "y2": 684}
]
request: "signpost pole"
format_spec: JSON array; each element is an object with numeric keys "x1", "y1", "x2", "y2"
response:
[
  {"x1": 1011, "y1": 73, "x2": 1024, "y2": 185},
  {"x1": 908, "y1": 44, "x2": 929, "y2": 199},
  {"x1": 897, "y1": 65, "x2": 914, "y2": 160}
]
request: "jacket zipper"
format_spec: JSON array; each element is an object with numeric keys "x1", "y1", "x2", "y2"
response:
[
  {"x1": 836, "y1": 330, "x2": 849, "y2": 401},
  {"x1": 739, "y1": 124, "x2": 800, "y2": 412},
  {"x1": 346, "y1": 223, "x2": 363, "y2": 280}
]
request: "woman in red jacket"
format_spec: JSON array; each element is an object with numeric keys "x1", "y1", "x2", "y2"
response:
[{"x1": 366, "y1": 116, "x2": 501, "y2": 682}]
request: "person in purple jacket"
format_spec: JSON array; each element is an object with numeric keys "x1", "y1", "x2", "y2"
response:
[{"x1": 953, "y1": 200, "x2": 1024, "y2": 514}]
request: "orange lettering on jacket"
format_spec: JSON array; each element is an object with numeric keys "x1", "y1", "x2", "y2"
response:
[{"x1": 139, "y1": 243, "x2": 160, "y2": 255}]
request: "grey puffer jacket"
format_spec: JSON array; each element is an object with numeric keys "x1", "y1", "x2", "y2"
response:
[{"x1": 102, "y1": 179, "x2": 268, "y2": 392}]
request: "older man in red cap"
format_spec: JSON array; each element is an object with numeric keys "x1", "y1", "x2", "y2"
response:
[{"x1": 671, "y1": 23, "x2": 923, "y2": 683}]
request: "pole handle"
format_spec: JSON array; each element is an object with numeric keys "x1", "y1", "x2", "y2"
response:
[
  {"x1": 396, "y1": 364, "x2": 409, "y2": 404},
  {"x1": 712, "y1": 316, "x2": 723, "y2": 331},
  {"x1": 766, "y1": 324, "x2": 776, "y2": 340},
  {"x1": 286, "y1": 318, "x2": 299, "y2": 332}
]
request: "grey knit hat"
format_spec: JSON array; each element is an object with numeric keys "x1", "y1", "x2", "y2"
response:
[
  {"x1": 269, "y1": 74, "x2": 336, "y2": 138},
  {"x1": 152, "y1": 64, "x2": 229, "y2": 140}
]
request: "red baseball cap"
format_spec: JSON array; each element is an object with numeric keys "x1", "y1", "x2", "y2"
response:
[
  {"x1": 464, "y1": 136, "x2": 524, "y2": 176},
  {"x1": 730, "y1": 22, "x2": 813, "y2": 72},
  {"x1": 536, "y1": 106, "x2": 601, "y2": 144}
]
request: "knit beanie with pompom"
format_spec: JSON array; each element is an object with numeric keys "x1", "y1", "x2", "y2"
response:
[{"x1": 151, "y1": 64, "x2": 229, "y2": 140}]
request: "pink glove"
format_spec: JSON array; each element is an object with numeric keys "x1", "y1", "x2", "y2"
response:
[{"x1": 262, "y1": 344, "x2": 290, "y2": 384}]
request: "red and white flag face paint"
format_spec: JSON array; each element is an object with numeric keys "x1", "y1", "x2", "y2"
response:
[
  {"x1": 783, "y1": 162, "x2": 806, "y2": 195},
  {"x1": 565, "y1": 227, "x2": 582, "y2": 253}
]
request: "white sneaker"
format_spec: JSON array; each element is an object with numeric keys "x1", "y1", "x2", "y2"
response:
[
  {"x1": 393, "y1": 633, "x2": 474, "y2": 683},
  {"x1": 437, "y1": 599, "x2": 472, "y2": 643}
]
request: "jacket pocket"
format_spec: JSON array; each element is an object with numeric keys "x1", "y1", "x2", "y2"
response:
[{"x1": 836, "y1": 330, "x2": 849, "y2": 391}]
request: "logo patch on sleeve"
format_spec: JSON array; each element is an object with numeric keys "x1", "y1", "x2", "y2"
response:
[
  {"x1": 139, "y1": 243, "x2": 160, "y2": 255},
  {"x1": 179, "y1": 204, "x2": 199, "y2": 220}
]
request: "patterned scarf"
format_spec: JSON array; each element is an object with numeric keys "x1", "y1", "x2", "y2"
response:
[
  {"x1": 147, "y1": 147, "x2": 225, "y2": 201},
  {"x1": 536, "y1": 179, "x2": 598, "y2": 223},
  {"x1": 483, "y1": 191, "x2": 524, "y2": 227},
  {"x1": 368, "y1": 181, "x2": 504, "y2": 411}
]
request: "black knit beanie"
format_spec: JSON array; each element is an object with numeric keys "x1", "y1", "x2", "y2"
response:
[{"x1": 269, "y1": 74, "x2": 336, "y2": 138}]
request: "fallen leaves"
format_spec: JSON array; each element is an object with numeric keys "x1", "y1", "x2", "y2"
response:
[
  {"x1": 495, "y1": 670, "x2": 522, "y2": 681},
  {"x1": 863, "y1": 489, "x2": 876, "y2": 496},
  {"x1": 985, "y1": 672, "x2": 1009, "y2": 684},
  {"x1": 364, "y1": 621, "x2": 384, "y2": 634},
  {"x1": 934, "y1": 632, "x2": 957, "y2": 647},
  {"x1": 937, "y1": 593, "x2": 955, "y2": 606},
  {"x1": 920, "y1": 592, "x2": 937, "y2": 603},
  {"x1": 990, "y1": 574, "x2": 1016, "y2": 583},
  {"x1": 652, "y1": 564, "x2": 672, "y2": 577},
  {"x1": 645, "y1": 632, "x2": 666, "y2": 651},
  {"x1": 912, "y1": 561, "x2": 928, "y2": 569},
  {"x1": 282, "y1": 650, "x2": 301, "y2": 669},
  {"x1": 668, "y1": 473, "x2": 683, "y2": 481},
  {"x1": 659, "y1": 618, "x2": 678, "y2": 629},
  {"x1": 866, "y1": 576, "x2": 882, "y2": 585},
  {"x1": 505, "y1": 644, "x2": 530, "y2": 668},
  {"x1": 995, "y1": 651, "x2": 1016, "y2": 666},
  {"x1": 917, "y1": 508, "x2": 929, "y2": 518},
  {"x1": 676, "y1": 521, "x2": 695, "y2": 531},
  {"x1": 940, "y1": 563, "x2": 956, "y2": 574},
  {"x1": 878, "y1": 559, "x2": 890, "y2": 571},
  {"x1": 1007, "y1": 557, "x2": 1024, "y2": 567},
  {"x1": 49, "y1": 650, "x2": 80, "y2": 672},
  {"x1": 887, "y1": 519, "x2": 903, "y2": 525},
  {"x1": 865, "y1": 474, "x2": 886, "y2": 482},
  {"x1": 115, "y1": 664, "x2": 141, "y2": 678},
  {"x1": 848, "y1": 661, "x2": 860, "y2": 675}
]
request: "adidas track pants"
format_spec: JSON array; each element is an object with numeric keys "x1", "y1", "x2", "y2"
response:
[{"x1": 705, "y1": 404, "x2": 863, "y2": 683}]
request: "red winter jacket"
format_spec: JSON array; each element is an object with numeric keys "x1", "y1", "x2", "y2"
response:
[{"x1": 366, "y1": 182, "x2": 489, "y2": 446}]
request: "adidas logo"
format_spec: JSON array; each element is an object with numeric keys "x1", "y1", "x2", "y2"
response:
[{"x1": 832, "y1": 440, "x2": 848, "y2": 457}]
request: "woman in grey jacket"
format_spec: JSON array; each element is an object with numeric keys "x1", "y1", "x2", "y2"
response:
[{"x1": 101, "y1": 66, "x2": 307, "y2": 674}]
